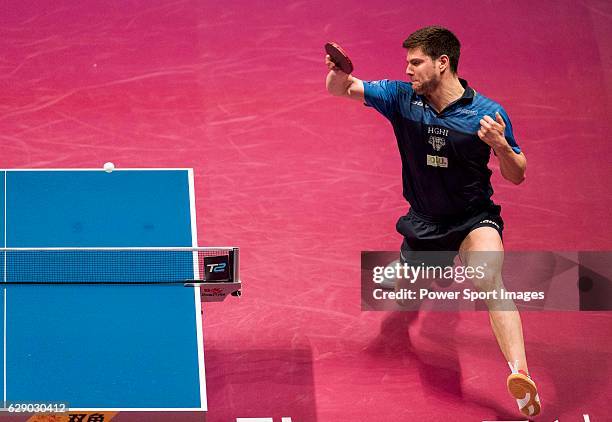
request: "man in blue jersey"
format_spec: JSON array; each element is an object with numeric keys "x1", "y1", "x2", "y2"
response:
[{"x1": 325, "y1": 26, "x2": 541, "y2": 417}]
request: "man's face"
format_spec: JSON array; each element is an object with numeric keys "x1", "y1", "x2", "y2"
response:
[{"x1": 405, "y1": 47, "x2": 441, "y2": 95}]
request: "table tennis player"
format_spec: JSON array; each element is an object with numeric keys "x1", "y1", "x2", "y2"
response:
[{"x1": 324, "y1": 26, "x2": 540, "y2": 417}]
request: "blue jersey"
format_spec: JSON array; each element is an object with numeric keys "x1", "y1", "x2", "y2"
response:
[{"x1": 363, "y1": 78, "x2": 520, "y2": 220}]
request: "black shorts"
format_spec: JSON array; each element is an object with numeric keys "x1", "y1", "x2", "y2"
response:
[{"x1": 397, "y1": 204, "x2": 504, "y2": 266}]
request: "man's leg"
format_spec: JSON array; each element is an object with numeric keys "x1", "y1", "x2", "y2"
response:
[
  {"x1": 459, "y1": 227, "x2": 527, "y2": 371},
  {"x1": 459, "y1": 226, "x2": 540, "y2": 416}
]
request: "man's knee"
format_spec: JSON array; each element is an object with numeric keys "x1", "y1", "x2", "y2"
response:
[{"x1": 471, "y1": 267, "x2": 503, "y2": 293}]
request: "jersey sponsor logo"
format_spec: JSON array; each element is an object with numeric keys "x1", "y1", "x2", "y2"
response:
[
  {"x1": 426, "y1": 154, "x2": 448, "y2": 168},
  {"x1": 458, "y1": 108, "x2": 477, "y2": 116},
  {"x1": 428, "y1": 136, "x2": 446, "y2": 151},
  {"x1": 427, "y1": 126, "x2": 449, "y2": 136},
  {"x1": 411, "y1": 100, "x2": 423, "y2": 107}
]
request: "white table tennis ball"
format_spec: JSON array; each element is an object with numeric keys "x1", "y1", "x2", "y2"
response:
[{"x1": 103, "y1": 162, "x2": 115, "y2": 173}]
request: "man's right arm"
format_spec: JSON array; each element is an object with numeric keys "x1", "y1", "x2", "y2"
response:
[{"x1": 325, "y1": 55, "x2": 364, "y2": 102}]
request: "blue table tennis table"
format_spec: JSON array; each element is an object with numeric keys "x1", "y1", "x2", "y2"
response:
[{"x1": 0, "y1": 168, "x2": 231, "y2": 416}]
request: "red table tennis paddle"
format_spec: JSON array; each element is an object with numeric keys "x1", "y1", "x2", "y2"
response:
[{"x1": 325, "y1": 42, "x2": 354, "y2": 74}]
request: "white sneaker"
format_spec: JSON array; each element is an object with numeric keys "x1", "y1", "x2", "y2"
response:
[{"x1": 507, "y1": 362, "x2": 541, "y2": 416}]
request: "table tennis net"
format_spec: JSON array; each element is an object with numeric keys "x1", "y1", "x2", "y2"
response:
[{"x1": 0, "y1": 247, "x2": 239, "y2": 285}]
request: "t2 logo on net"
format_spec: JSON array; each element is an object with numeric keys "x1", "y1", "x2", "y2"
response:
[{"x1": 207, "y1": 263, "x2": 227, "y2": 273}]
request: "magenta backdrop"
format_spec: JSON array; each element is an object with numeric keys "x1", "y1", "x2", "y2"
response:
[{"x1": 1, "y1": 1, "x2": 611, "y2": 420}]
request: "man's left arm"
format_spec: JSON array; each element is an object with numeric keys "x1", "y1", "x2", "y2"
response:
[{"x1": 478, "y1": 112, "x2": 526, "y2": 185}]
